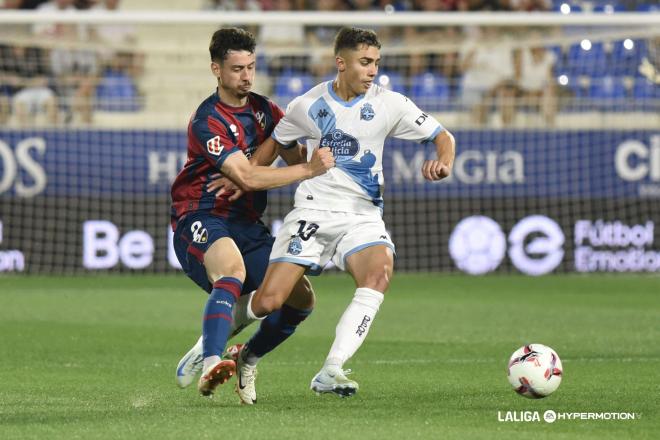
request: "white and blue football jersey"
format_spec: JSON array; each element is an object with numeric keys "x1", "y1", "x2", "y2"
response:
[{"x1": 273, "y1": 81, "x2": 444, "y2": 215}]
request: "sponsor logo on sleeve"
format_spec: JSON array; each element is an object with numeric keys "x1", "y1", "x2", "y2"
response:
[
  {"x1": 414, "y1": 112, "x2": 428, "y2": 126},
  {"x1": 207, "y1": 136, "x2": 224, "y2": 156}
]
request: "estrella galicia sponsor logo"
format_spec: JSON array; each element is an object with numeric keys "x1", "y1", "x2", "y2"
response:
[
  {"x1": 190, "y1": 221, "x2": 208, "y2": 244},
  {"x1": 360, "y1": 103, "x2": 375, "y2": 121},
  {"x1": 356, "y1": 315, "x2": 371, "y2": 336},
  {"x1": 287, "y1": 237, "x2": 303, "y2": 255},
  {"x1": 320, "y1": 129, "x2": 360, "y2": 162}
]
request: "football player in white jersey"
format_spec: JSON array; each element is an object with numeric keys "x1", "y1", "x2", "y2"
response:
[{"x1": 234, "y1": 27, "x2": 455, "y2": 399}]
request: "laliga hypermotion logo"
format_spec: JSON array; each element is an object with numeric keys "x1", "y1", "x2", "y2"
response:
[{"x1": 449, "y1": 215, "x2": 564, "y2": 275}]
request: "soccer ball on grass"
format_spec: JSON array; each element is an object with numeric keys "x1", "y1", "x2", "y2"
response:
[{"x1": 507, "y1": 343, "x2": 563, "y2": 399}]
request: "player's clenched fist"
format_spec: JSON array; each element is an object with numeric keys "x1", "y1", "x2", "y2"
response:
[
  {"x1": 307, "y1": 147, "x2": 336, "y2": 177},
  {"x1": 422, "y1": 159, "x2": 451, "y2": 181}
]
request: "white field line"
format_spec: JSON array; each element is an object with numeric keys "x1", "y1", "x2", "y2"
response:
[{"x1": 257, "y1": 356, "x2": 660, "y2": 367}]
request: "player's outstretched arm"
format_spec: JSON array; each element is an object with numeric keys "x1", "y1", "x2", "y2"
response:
[
  {"x1": 208, "y1": 140, "x2": 308, "y2": 199},
  {"x1": 248, "y1": 137, "x2": 307, "y2": 166},
  {"x1": 278, "y1": 143, "x2": 307, "y2": 165},
  {"x1": 220, "y1": 146, "x2": 334, "y2": 192},
  {"x1": 248, "y1": 137, "x2": 281, "y2": 166},
  {"x1": 422, "y1": 129, "x2": 455, "y2": 181}
]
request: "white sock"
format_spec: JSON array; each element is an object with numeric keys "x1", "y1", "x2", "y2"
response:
[
  {"x1": 229, "y1": 291, "x2": 260, "y2": 338},
  {"x1": 203, "y1": 355, "x2": 221, "y2": 372},
  {"x1": 246, "y1": 290, "x2": 268, "y2": 321},
  {"x1": 324, "y1": 287, "x2": 384, "y2": 369}
]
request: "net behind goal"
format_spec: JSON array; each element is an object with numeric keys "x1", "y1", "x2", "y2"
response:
[{"x1": 0, "y1": 11, "x2": 659, "y2": 275}]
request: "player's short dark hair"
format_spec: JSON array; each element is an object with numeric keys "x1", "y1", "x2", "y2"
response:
[
  {"x1": 209, "y1": 27, "x2": 256, "y2": 63},
  {"x1": 333, "y1": 27, "x2": 381, "y2": 55}
]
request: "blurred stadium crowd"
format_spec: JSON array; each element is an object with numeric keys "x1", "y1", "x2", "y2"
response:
[{"x1": 0, "y1": 0, "x2": 658, "y2": 127}]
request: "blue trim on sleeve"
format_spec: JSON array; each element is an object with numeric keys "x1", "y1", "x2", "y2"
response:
[
  {"x1": 271, "y1": 133, "x2": 298, "y2": 149},
  {"x1": 269, "y1": 257, "x2": 323, "y2": 276},
  {"x1": 423, "y1": 126, "x2": 444, "y2": 144},
  {"x1": 215, "y1": 146, "x2": 241, "y2": 170}
]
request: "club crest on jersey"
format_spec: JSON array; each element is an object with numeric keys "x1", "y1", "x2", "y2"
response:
[
  {"x1": 287, "y1": 237, "x2": 303, "y2": 255},
  {"x1": 360, "y1": 103, "x2": 375, "y2": 121},
  {"x1": 207, "y1": 136, "x2": 224, "y2": 156},
  {"x1": 255, "y1": 111, "x2": 266, "y2": 130},
  {"x1": 320, "y1": 129, "x2": 360, "y2": 162}
]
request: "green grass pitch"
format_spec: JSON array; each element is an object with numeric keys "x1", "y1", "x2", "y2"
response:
[{"x1": 0, "y1": 274, "x2": 658, "y2": 439}]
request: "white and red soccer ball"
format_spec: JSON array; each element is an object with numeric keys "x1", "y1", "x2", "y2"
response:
[{"x1": 507, "y1": 344, "x2": 563, "y2": 398}]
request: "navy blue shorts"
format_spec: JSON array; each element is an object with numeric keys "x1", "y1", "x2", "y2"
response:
[{"x1": 173, "y1": 211, "x2": 275, "y2": 296}]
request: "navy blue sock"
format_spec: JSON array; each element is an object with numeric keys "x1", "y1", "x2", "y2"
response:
[
  {"x1": 202, "y1": 277, "x2": 242, "y2": 359},
  {"x1": 244, "y1": 304, "x2": 312, "y2": 360}
]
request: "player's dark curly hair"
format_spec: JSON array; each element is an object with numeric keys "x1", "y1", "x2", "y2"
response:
[
  {"x1": 209, "y1": 27, "x2": 256, "y2": 63},
  {"x1": 333, "y1": 27, "x2": 381, "y2": 55}
]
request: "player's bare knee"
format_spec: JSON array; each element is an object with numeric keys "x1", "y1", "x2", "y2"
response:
[
  {"x1": 285, "y1": 289, "x2": 316, "y2": 309},
  {"x1": 206, "y1": 263, "x2": 246, "y2": 284},
  {"x1": 362, "y1": 265, "x2": 392, "y2": 293},
  {"x1": 226, "y1": 267, "x2": 247, "y2": 283},
  {"x1": 287, "y1": 278, "x2": 315, "y2": 309},
  {"x1": 253, "y1": 283, "x2": 288, "y2": 314},
  {"x1": 259, "y1": 295, "x2": 286, "y2": 315}
]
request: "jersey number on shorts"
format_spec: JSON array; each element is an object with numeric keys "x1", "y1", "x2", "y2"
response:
[
  {"x1": 293, "y1": 220, "x2": 319, "y2": 241},
  {"x1": 191, "y1": 221, "x2": 208, "y2": 244}
]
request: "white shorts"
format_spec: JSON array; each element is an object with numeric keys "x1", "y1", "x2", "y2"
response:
[{"x1": 270, "y1": 207, "x2": 395, "y2": 275}]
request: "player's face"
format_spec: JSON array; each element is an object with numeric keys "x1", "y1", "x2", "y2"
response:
[
  {"x1": 212, "y1": 50, "x2": 256, "y2": 99},
  {"x1": 338, "y1": 44, "x2": 380, "y2": 95}
]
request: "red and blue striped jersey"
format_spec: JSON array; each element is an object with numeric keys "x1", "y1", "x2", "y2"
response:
[{"x1": 171, "y1": 91, "x2": 284, "y2": 223}]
